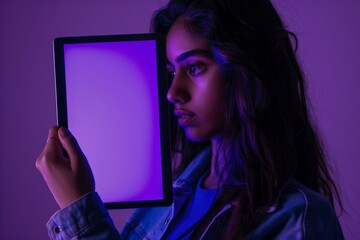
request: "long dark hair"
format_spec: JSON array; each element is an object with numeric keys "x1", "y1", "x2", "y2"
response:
[{"x1": 152, "y1": 0, "x2": 342, "y2": 238}]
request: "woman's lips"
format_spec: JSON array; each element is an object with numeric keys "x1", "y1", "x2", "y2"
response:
[{"x1": 174, "y1": 109, "x2": 196, "y2": 126}]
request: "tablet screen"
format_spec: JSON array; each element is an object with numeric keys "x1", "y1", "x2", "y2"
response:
[{"x1": 54, "y1": 34, "x2": 172, "y2": 209}]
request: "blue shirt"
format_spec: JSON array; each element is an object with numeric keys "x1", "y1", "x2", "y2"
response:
[
  {"x1": 46, "y1": 147, "x2": 344, "y2": 239},
  {"x1": 163, "y1": 172, "x2": 218, "y2": 239}
]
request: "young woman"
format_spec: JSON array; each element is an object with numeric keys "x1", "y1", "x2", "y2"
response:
[{"x1": 36, "y1": 0, "x2": 344, "y2": 239}]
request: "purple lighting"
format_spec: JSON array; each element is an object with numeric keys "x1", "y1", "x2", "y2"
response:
[{"x1": 63, "y1": 40, "x2": 163, "y2": 203}]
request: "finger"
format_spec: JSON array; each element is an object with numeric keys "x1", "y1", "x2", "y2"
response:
[
  {"x1": 45, "y1": 126, "x2": 62, "y2": 156},
  {"x1": 57, "y1": 127, "x2": 84, "y2": 163},
  {"x1": 36, "y1": 126, "x2": 62, "y2": 171},
  {"x1": 47, "y1": 126, "x2": 59, "y2": 141}
]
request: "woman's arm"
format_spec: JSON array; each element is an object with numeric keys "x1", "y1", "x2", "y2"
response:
[
  {"x1": 36, "y1": 126, "x2": 121, "y2": 239},
  {"x1": 46, "y1": 192, "x2": 121, "y2": 240}
]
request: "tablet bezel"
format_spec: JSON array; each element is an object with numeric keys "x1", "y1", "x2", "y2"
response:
[{"x1": 53, "y1": 33, "x2": 173, "y2": 209}]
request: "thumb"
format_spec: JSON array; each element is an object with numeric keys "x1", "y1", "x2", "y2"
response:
[
  {"x1": 57, "y1": 127, "x2": 84, "y2": 163},
  {"x1": 46, "y1": 126, "x2": 63, "y2": 155}
]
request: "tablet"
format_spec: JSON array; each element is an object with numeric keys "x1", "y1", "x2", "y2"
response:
[{"x1": 54, "y1": 34, "x2": 172, "y2": 209}]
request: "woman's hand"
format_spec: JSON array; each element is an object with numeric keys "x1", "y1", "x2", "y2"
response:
[{"x1": 36, "y1": 126, "x2": 95, "y2": 209}]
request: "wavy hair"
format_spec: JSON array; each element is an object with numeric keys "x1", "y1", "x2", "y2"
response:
[{"x1": 151, "y1": 0, "x2": 342, "y2": 238}]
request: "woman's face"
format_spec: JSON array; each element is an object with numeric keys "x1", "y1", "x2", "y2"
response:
[{"x1": 166, "y1": 17, "x2": 225, "y2": 142}]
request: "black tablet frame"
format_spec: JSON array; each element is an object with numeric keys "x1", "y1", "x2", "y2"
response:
[{"x1": 53, "y1": 33, "x2": 173, "y2": 209}]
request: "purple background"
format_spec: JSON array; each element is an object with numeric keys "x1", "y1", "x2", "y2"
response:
[{"x1": 0, "y1": 0, "x2": 358, "y2": 239}]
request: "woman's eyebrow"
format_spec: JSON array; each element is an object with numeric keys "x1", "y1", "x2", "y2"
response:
[
  {"x1": 167, "y1": 49, "x2": 213, "y2": 66},
  {"x1": 176, "y1": 49, "x2": 213, "y2": 62}
]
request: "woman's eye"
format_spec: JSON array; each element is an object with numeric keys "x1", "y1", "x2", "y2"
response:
[
  {"x1": 187, "y1": 63, "x2": 206, "y2": 77},
  {"x1": 168, "y1": 71, "x2": 176, "y2": 82}
]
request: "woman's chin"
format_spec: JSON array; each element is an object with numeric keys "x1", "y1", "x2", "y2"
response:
[{"x1": 184, "y1": 128, "x2": 214, "y2": 142}]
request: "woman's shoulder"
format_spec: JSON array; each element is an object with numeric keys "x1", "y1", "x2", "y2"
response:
[
  {"x1": 279, "y1": 178, "x2": 333, "y2": 213},
  {"x1": 250, "y1": 178, "x2": 344, "y2": 239}
]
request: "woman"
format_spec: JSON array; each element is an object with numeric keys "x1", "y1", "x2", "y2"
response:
[{"x1": 36, "y1": 0, "x2": 344, "y2": 239}]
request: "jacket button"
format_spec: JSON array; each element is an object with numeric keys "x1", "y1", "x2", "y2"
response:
[{"x1": 54, "y1": 226, "x2": 61, "y2": 233}]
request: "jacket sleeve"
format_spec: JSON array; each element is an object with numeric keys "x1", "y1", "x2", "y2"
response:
[{"x1": 46, "y1": 192, "x2": 121, "y2": 240}]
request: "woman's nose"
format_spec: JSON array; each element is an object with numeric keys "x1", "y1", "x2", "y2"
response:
[{"x1": 166, "y1": 72, "x2": 190, "y2": 104}]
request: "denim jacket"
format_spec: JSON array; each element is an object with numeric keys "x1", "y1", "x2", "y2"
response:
[{"x1": 47, "y1": 148, "x2": 344, "y2": 239}]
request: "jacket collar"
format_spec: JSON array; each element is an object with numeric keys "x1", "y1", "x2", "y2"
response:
[
  {"x1": 171, "y1": 146, "x2": 294, "y2": 214},
  {"x1": 172, "y1": 147, "x2": 212, "y2": 196}
]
